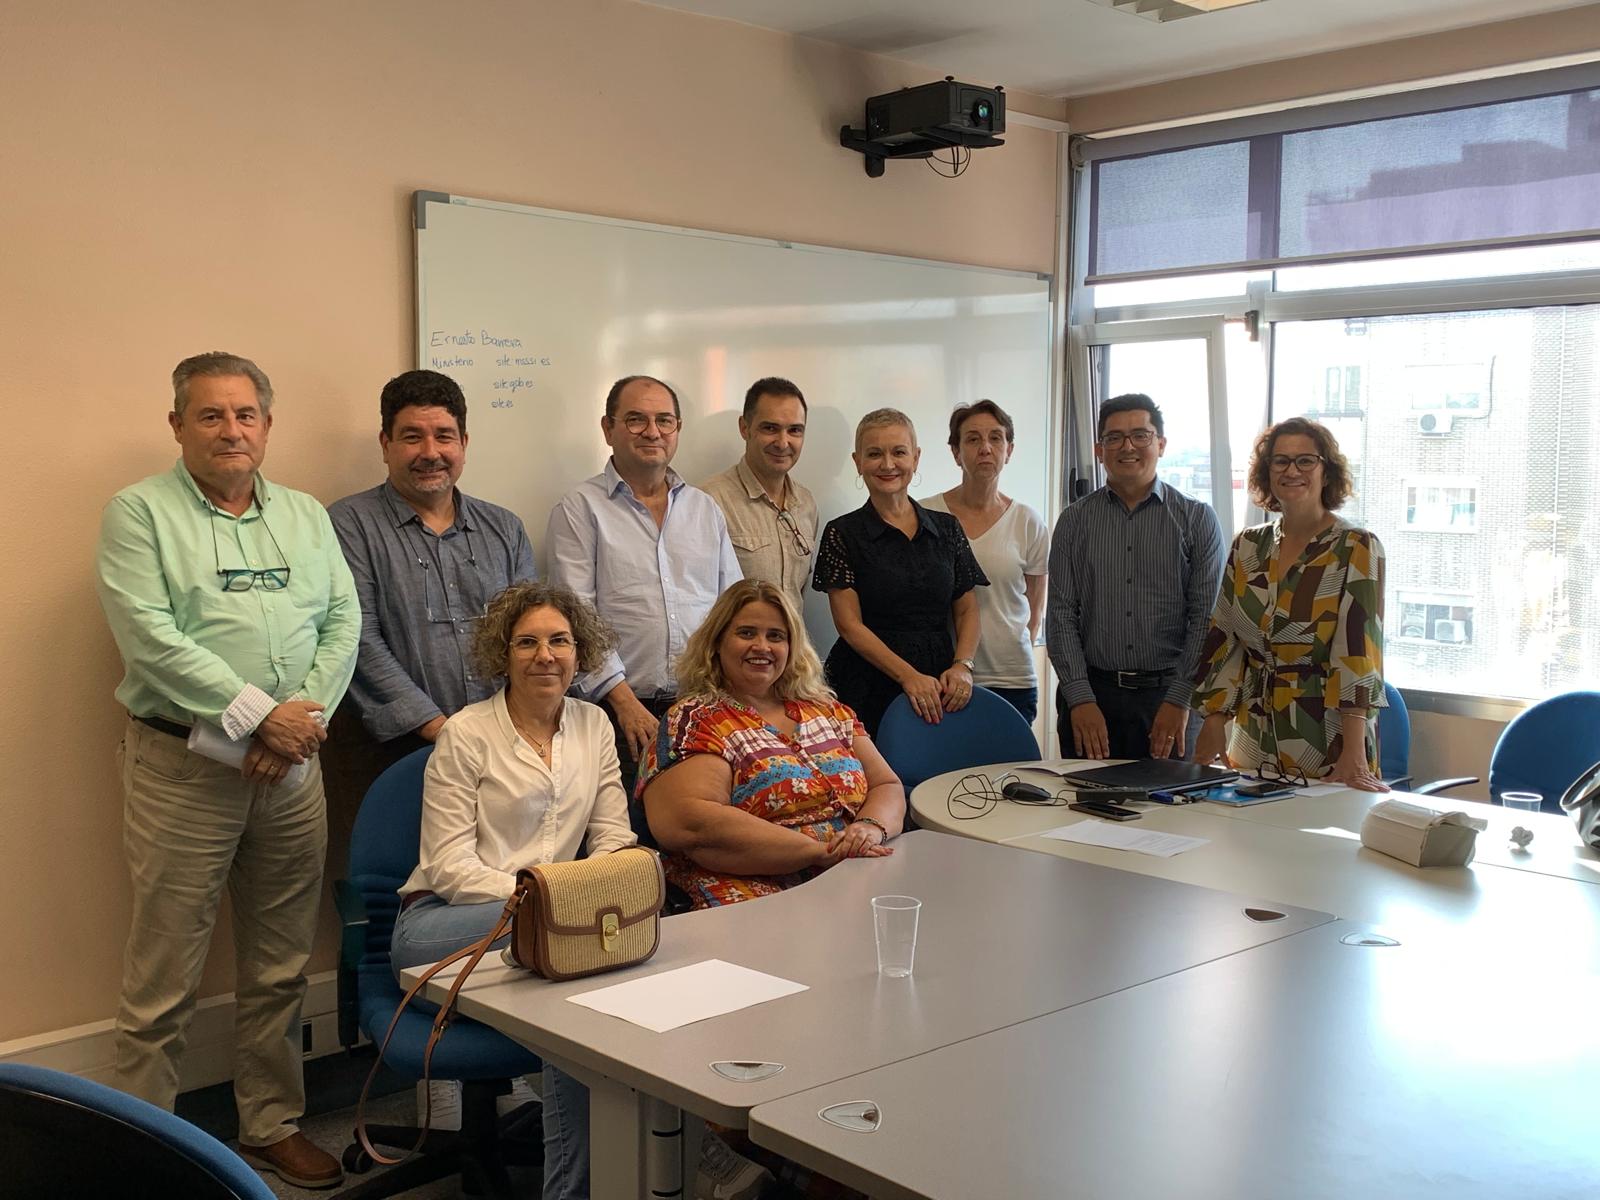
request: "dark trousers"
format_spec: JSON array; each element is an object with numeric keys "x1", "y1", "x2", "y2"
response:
[
  {"x1": 605, "y1": 692, "x2": 677, "y2": 847},
  {"x1": 1056, "y1": 676, "x2": 1203, "y2": 760},
  {"x1": 986, "y1": 685, "x2": 1038, "y2": 726}
]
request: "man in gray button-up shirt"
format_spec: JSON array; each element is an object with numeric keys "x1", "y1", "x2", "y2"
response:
[
  {"x1": 329, "y1": 370, "x2": 536, "y2": 753},
  {"x1": 1047, "y1": 393, "x2": 1223, "y2": 762}
]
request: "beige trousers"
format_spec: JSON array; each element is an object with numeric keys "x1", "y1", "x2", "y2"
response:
[{"x1": 114, "y1": 719, "x2": 326, "y2": 1146}]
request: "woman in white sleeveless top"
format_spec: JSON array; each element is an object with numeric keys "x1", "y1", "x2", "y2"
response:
[{"x1": 922, "y1": 400, "x2": 1049, "y2": 723}]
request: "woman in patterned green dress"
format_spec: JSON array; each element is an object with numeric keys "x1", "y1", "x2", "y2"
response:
[{"x1": 1192, "y1": 418, "x2": 1389, "y2": 792}]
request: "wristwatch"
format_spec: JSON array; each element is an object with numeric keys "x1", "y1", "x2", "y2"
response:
[{"x1": 954, "y1": 657, "x2": 975, "y2": 670}]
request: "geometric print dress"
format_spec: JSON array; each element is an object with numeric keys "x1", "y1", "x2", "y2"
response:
[{"x1": 1192, "y1": 516, "x2": 1387, "y2": 778}]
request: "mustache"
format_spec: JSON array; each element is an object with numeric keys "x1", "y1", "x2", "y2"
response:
[{"x1": 410, "y1": 459, "x2": 449, "y2": 472}]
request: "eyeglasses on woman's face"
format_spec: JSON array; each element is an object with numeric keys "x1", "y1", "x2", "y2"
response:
[
  {"x1": 1269, "y1": 454, "x2": 1325, "y2": 474},
  {"x1": 509, "y1": 633, "x2": 576, "y2": 656}
]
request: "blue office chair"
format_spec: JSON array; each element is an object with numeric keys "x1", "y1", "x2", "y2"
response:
[
  {"x1": 1486, "y1": 690, "x2": 1600, "y2": 813},
  {"x1": 0, "y1": 1062, "x2": 275, "y2": 1200},
  {"x1": 334, "y1": 745, "x2": 543, "y2": 1199},
  {"x1": 876, "y1": 684, "x2": 1041, "y2": 795},
  {"x1": 1377, "y1": 682, "x2": 1414, "y2": 788}
]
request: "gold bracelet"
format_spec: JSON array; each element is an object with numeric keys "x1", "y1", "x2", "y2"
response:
[{"x1": 853, "y1": 815, "x2": 890, "y2": 841}]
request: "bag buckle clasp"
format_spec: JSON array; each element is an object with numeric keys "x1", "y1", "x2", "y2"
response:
[{"x1": 601, "y1": 912, "x2": 619, "y2": 952}]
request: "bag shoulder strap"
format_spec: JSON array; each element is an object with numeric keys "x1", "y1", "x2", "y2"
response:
[{"x1": 355, "y1": 884, "x2": 525, "y2": 1165}]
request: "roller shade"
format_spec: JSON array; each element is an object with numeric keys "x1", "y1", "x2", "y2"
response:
[{"x1": 1087, "y1": 85, "x2": 1600, "y2": 283}]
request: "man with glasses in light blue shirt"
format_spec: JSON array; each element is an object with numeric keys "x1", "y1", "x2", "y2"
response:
[
  {"x1": 95, "y1": 351, "x2": 358, "y2": 1191},
  {"x1": 546, "y1": 375, "x2": 742, "y2": 824}
]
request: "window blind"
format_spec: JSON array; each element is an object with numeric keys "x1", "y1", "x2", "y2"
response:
[{"x1": 1086, "y1": 81, "x2": 1600, "y2": 283}]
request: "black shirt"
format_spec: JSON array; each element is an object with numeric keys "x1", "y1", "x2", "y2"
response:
[{"x1": 812, "y1": 499, "x2": 987, "y2": 734}]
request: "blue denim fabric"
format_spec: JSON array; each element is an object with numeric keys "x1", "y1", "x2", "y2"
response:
[
  {"x1": 389, "y1": 895, "x2": 588, "y2": 1200},
  {"x1": 541, "y1": 1065, "x2": 590, "y2": 1200}
]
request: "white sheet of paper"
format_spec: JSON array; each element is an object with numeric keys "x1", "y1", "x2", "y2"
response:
[
  {"x1": 566, "y1": 959, "x2": 807, "y2": 1033},
  {"x1": 1036, "y1": 819, "x2": 1209, "y2": 858},
  {"x1": 1294, "y1": 783, "x2": 1348, "y2": 797}
]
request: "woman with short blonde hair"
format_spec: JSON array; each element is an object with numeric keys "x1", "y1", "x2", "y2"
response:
[{"x1": 811, "y1": 409, "x2": 988, "y2": 735}]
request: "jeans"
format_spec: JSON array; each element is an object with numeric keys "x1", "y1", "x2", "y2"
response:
[
  {"x1": 390, "y1": 894, "x2": 588, "y2": 1200},
  {"x1": 985, "y1": 685, "x2": 1038, "y2": 726}
]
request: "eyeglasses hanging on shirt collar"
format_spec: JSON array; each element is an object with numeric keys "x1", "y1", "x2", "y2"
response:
[
  {"x1": 776, "y1": 507, "x2": 812, "y2": 557},
  {"x1": 381, "y1": 486, "x2": 483, "y2": 624},
  {"x1": 405, "y1": 522, "x2": 484, "y2": 624},
  {"x1": 210, "y1": 497, "x2": 291, "y2": 591}
]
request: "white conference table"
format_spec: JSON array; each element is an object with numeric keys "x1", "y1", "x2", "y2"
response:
[
  {"x1": 750, "y1": 917, "x2": 1600, "y2": 1200},
  {"x1": 401, "y1": 830, "x2": 1331, "y2": 1199},
  {"x1": 1200, "y1": 781, "x2": 1600, "y2": 883},
  {"x1": 910, "y1": 759, "x2": 1600, "y2": 943}
]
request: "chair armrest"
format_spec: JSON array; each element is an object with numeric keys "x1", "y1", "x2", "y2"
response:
[
  {"x1": 1414, "y1": 776, "x2": 1480, "y2": 797},
  {"x1": 1384, "y1": 774, "x2": 1413, "y2": 790},
  {"x1": 333, "y1": 879, "x2": 369, "y2": 1050}
]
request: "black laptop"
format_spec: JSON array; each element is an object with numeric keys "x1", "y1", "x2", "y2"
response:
[{"x1": 1057, "y1": 760, "x2": 1239, "y2": 794}]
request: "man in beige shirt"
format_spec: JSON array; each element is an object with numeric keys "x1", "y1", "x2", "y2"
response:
[{"x1": 700, "y1": 377, "x2": 818, "y2": 614}]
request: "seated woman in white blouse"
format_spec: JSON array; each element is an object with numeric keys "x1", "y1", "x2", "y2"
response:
[{"x1": 391, "y1": 580, "x2": 634, "y2": 1200}]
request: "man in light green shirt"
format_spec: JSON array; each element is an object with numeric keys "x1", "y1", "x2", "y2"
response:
[{"x1": 95, "y1": 352, "x2": 357, "y2": 1190}]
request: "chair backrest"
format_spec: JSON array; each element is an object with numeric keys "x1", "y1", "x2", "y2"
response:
[
  {"x1": 347, "y1": 745, "x2": 434, "y2": 975},
  {"x1": 1377, "y1": 682, "x2": 1411, "y2": 782},
  {"x1": 1489, "y1": 690, "x2": 1600, "y2": 811},
  {"x1": 876, "y1": 685, "x2": 1041, "y2": 793},
  {"x1": 0, "y1": 1063, "x2": 275, "y2": 1200},
  {"x1": 349, "y1": 745, "x2": 434, "y2": 883}
]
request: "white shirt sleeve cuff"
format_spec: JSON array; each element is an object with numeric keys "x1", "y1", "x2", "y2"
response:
[{"x1": 222, "y1": 684, "x2": 279, "y2": 741}]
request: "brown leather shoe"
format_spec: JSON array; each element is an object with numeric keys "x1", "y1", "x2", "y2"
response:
[{"x1": 239, "y1": 1131, "x2": 344, "y2": 1190}]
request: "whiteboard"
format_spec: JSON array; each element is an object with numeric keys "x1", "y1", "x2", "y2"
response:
[{"x1": 414, "y1": 192, "x2": 1054, "y2": 645}]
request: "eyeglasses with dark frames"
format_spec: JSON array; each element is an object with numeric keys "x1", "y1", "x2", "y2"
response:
[
  {"x1": 777, "y1": 508, "x2": 813, "y2": 557},
  {"x1": 1098, "y1": 428, "x2": 1157, "y2": 450},
  {"x1": 210, "y1": 499, "x2": 291, "y2": 591},
  {"x1": 1257, "y1": 759, "x2": 1308, "y2": 789},
  {"x1": 615, "y1": 411, "x2": 680, "y2": 434},
  {"x1": 1269, "y1": 454, "x2": 1325, "y2": 473}
]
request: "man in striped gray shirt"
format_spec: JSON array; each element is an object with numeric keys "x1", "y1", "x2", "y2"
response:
[{"x1": 1047, "y1": 394, "x2": 1224, "y2": 760}]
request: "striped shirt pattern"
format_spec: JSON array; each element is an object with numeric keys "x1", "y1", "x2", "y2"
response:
[{"x1": 1046, "y1": 481, "x2": 1225, "y2": 709}]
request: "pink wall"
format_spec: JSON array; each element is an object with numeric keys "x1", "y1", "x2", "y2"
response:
[{"x1": 0, "y1": 0, "x2": 1061, "y2": 1043}]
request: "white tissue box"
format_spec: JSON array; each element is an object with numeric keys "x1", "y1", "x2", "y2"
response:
[{"x1": 1360, "y1": 799, "x2": 1486, "y2": 868}]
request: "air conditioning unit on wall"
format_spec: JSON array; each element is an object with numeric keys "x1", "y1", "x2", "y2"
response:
[
  {"x1": 1417, "y1": 412, "x2": 1454, "y2": 435},
  {"x1": 1433, "y1": 618, "x2": 1468, "y2": 643}
]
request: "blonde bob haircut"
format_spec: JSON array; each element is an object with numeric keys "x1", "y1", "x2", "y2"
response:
[
  {"x1": 854, "y1": 407, "x2": 917, "y2": 451},
  {"x1": 675, "y1": 580, "x2": 833, "y2": 704}
]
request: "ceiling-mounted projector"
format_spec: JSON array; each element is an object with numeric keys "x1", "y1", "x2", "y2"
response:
[{"x1": 841, "y1": 77, "x2": 1006, "y2": 178}]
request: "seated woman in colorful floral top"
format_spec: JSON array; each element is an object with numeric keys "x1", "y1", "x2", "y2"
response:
[{"x1": 638, "y1": 578, "x2": 907, "y2": 909}]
